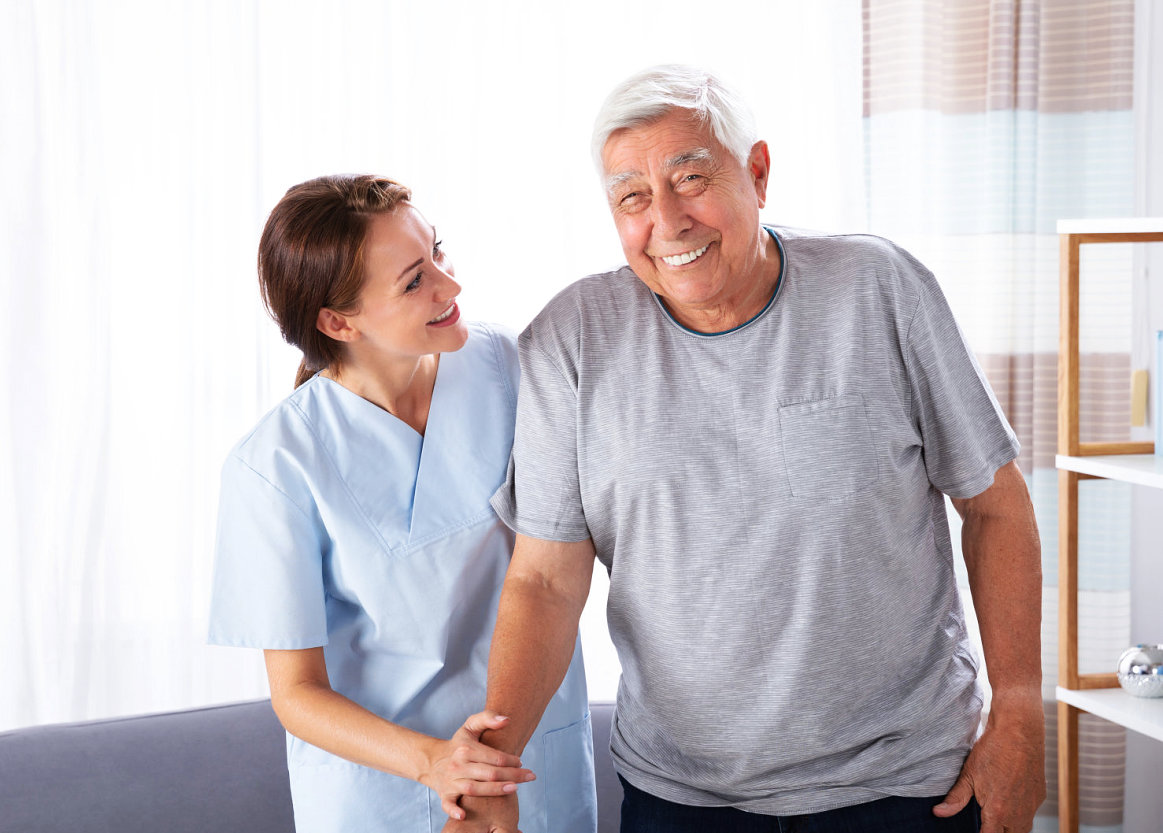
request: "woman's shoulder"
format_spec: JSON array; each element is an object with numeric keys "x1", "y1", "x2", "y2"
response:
[
  {"x1": 224, "y1": 376, "x2": 338, "y2": 480},
  {"x1": 467, "y1": 320, "x2": 517, "y2": 352},
  {"x1": 462, "y1": 321, "x2": 520, "y2": 404}
]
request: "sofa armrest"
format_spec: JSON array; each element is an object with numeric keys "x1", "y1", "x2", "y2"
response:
[{"x1": 0, "y1": 699, "x2": 294, "y2": 833}]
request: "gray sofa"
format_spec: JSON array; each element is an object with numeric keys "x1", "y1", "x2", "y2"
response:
[{"x1": 0, "y1": 699, "x2": 623, "y2": 833}]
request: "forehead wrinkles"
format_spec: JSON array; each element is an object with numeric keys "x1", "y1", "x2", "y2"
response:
[{"x1": 604, "y1": 146, "x2": 717, "y2": 195}]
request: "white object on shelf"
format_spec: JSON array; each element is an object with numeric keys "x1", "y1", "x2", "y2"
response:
[
  {"x1": 1055, "y1": 454, "x2": 1163, "y2": 489},
  {"x1": 1056, "y1": 686, "x2": 1163, "y2": 743}
]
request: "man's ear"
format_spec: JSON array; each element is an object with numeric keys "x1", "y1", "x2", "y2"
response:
[
  {"x1": 748, "y1": 140, "x2": 771, "y2": 209},
  {"x1": 316, "y1": 307, "x2": 359, "y2": 342}
]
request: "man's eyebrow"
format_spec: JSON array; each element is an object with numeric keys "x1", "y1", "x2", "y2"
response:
[
  {"x1": 605, "y1": 170, "x2": 639, "y2": 195},
  {"x1": 664, "y1": 148, "x2": 715, "y2": 169},
  {"x1": 604, "y1": 148, "x2": 716, "y2": 196}
]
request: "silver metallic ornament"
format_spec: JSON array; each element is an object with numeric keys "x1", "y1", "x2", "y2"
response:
[{"x1": 1116, "y1": 644, "x2": 1163, "y2": 698}]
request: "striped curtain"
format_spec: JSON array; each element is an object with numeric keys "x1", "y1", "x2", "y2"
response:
[{"x1": 863, "y1": 1, "x2": 1136, "y2": 829}]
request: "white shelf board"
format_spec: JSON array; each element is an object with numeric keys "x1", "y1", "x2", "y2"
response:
[
  {"x1": 1055, "y1": 454, "x2": 1163, "y2": 489},
  {"x1": 1056, "y1": 217, "x2": 1163, "y2": 235},
  {"x1": 1056, "y1": 686, "x2": 1163, "y2": 742}
]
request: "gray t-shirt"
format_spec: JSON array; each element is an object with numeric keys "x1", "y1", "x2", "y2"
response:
[{"x1": 491, "y1": 226, "x2": 1019, "y2": 815}]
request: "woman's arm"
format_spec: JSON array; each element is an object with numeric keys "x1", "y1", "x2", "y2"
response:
[{"x1": 264, "y1": 648, "x2": 535, "y2": 820}]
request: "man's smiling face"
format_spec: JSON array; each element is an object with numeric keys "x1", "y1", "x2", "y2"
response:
[{"x1": 601, "y1": 108, "x2": 772, "y2": 330}]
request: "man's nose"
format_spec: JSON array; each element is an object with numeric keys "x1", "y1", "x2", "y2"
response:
[{"x1": 650, "y1": 189, "x2": 691, "y2": 237}]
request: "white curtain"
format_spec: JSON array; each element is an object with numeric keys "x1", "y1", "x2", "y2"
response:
[
  {"x1": 862, "y1": 2, "x2": 1152, "y2": 828},
  {"x1": 1, "y1": 0, "x2": 865, "y2": 730}
]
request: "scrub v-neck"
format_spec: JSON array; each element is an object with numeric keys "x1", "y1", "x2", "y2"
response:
[{"x1": 313, "y1": 353, "x2": 453, "y2": 549}]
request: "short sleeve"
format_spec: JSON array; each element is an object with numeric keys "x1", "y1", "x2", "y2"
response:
[
  {"x1": 490, "y1": 331, "x2": 590, "y2": 542},
  {"x1": 208, "y1": 454, "x2": 329, "y2": 649},
  {"x1": 905, "y1": 277, "x2": 1020, "y2": 499}
]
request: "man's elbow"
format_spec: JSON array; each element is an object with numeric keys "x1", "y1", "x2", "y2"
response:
[{"x1": 503, "y1": 536, "x2": 595, "y2": 622}]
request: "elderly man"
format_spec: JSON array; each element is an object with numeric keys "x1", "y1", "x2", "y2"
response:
[{"x1": 451, "y1": 65, "x2": 1044, "y2": 833}]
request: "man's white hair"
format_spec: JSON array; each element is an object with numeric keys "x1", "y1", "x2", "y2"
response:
[{"x1": 591, "y1": 65, "x2": 758, "y2": 176}]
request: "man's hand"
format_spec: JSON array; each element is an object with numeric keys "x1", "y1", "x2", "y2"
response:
[
  {"x1": 932, "y1": 696, "x2": 1045, "y2": 833},
  {"x1": 943, "y1": 461, "x2": 1045, "y2": 832},
  {"x1": 440, "y1": 794, "x2": 521, "y2": 833}
]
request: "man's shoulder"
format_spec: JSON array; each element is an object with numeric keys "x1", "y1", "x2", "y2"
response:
[
  {"x1": 523, "y1": 265, "x2": 650, "y2": 343},
  {"x1": 771, "y1": 225, "x2": 938, "y2": 302},
  {"x1": 540, "y1": 264, "x2": 645, "y2": 313},
  {"x1": 772, "y1": 225, "x2": 921, "y2": 265}
]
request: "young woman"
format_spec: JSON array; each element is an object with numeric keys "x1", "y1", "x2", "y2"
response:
[{"x1": 208, "y1": 175, "x2": 595, "y2": 833}]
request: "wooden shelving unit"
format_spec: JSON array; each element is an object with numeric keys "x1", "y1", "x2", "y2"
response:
[
  {"x1": 1055, "y1": 218, "x2": 1163, "y2": 833},
  {"x1": 1055, "y1": 687, "x2": 1163, "y2": 744}
]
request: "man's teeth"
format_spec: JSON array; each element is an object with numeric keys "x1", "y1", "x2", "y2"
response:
[
  {"x1": 661, "y1": 244, "x2": 709, "y2": 266},
  {"x1": 429, "y1": 303, "x2": 455, "y2": 324}
]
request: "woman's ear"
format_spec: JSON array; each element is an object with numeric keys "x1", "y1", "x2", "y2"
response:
[{"x1": 316, "y1": 307, "x2": 359, "y2": 342}]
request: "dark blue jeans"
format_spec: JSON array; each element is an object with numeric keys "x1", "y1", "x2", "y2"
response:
[{"x1": 619, "y1": 776, "x2": 981, "y2": 833}]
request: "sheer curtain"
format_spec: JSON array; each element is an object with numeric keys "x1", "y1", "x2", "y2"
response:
[
  {"x1": 1, "y1": 0, "x2": 865, "y2": 730},
  {"x1": 863, "y1": 1, "x2": 1141, "y2": 829}
]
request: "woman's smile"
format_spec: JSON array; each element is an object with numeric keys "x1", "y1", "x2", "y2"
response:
[{"x1": 428, "y1": 301, "x2": 460, "y2": 327}]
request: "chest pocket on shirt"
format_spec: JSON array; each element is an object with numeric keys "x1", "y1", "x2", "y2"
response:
[{"x1": 778, "y1": 394, "x2": 880, "y2": 499}]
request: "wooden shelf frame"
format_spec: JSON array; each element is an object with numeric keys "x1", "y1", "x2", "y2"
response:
[{"x1": 1055, "y1": 219, "x2": 1163, "y2": 833}]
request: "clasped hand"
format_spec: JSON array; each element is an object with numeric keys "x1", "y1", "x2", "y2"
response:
[{"x1": 418, "y1": 712, "x2": 534, "y2": 821}]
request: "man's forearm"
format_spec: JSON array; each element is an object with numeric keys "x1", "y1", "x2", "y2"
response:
[
  {"x1": 479, "y1": 536, "x2": 595, "y2": 755},
  {"x1": 936, "y1": 462, "x2": 1045, "y2": 830},
  {"x1": 959, "y1": 462, "x2": 1043, "y2": 704}
]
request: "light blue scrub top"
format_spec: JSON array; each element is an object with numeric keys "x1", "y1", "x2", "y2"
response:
[{"x1": 208, "y1": 323, "x2": 596, "y2": 833}]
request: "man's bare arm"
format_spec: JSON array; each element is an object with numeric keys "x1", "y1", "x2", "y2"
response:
[
  {"x1": 442, "y1": 534, "x2": 596, "y2": 832},
  {"x1": 480, "y1": 534, "x2": 596, "y2": 753},
  {"x1": 935, "y1": 460, "x2": 1045, "y2": 833}
]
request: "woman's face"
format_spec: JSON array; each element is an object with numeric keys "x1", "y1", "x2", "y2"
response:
[{"x1": 336, "y1": 204, "x2": 469, "y2": 364}]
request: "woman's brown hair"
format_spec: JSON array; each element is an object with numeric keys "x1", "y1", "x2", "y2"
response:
[{"x1": 257, "y1": 174, "x2": 412, "y2": 388}]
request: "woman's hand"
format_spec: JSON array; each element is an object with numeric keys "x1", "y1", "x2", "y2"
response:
[
  {"x1": 419, "y1": 711, "x2": 535, "y2": 820},
  {"x1": 264, "y1": 651, "x2": 532, "y2": 820}
]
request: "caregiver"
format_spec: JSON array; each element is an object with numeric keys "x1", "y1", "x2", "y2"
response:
[{"x1": 208, "y1": 174, "x2": 596, "y2": 833}]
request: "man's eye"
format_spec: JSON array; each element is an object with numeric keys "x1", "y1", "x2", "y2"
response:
[{"x1": 613, "y1": 190, "x2": 648, "y2": 213}]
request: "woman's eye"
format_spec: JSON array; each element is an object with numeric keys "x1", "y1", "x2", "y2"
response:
[
  {"x1": 433, "y1": 239, "x2": 444, "y2": 259},
  {"x1": 405, "y1": 273, "x2": 422, "y2": 293}
]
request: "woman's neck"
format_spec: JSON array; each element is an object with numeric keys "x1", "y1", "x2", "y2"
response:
[{"x1": 322, "y1": 353, "x2": 439, "y2": 436}]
